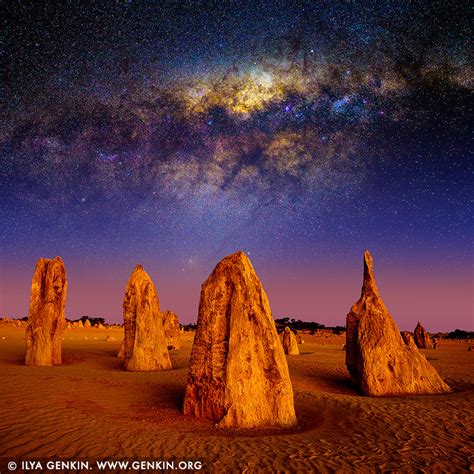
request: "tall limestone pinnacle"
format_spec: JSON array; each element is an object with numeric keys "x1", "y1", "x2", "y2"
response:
[
  {"x1": 183, "y1": 251, "x2": 297, "y2": 428},
  {"x1": 346, "y1": 251, "x2": 451, "y2": 396},
  {"x1": 25, "y1": 257, "x2": 67, "y2": 366},
  {"x1": 122, "y1": 265, "x2": 171, "y2": 371}
]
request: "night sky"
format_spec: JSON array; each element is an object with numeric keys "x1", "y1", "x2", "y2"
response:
[{"x1": 1, "y1": 1, "x2": 472, "y2": 331}]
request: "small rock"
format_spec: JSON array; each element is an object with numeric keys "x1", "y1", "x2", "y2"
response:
[{"x1": 162, "y1": 310, "x2": 181, "y2": 350}]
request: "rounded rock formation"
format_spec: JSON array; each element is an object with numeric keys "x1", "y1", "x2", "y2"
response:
[
  {"x1": 346, "y1": 251, "x2": 452, "y2": 396},
  {"x1": 84, "y1": 319, "x2": 91, "y2": 328},
  {"x1": 162, "y1": 310, "x2": 181, "y2": 350},
  {"x1": 25, "y1": 257, "x2": 67, "y2": 366},
  {"x1": 282, "y1": 327, "x2": 300, "y2": 355},
  {"x1": 182, "y1": 251, "x2": 296, "y2": 428},
  {"x1": 122, "y1": 265, "x2": 171, "y2": 371}
]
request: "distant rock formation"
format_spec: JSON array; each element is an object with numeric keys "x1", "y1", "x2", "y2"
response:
[
  {"x1": 282, "y1": 327, "x2": 300, "y2": 355},
  {"x1": 183, "y1": 251, "x2": 296, "y2": 428},
  {"x1": 122, "y1": 265, "x2": 171, "y2": 371},
  {"x1": 25, "y1": 257, "x2": 67, "y2": 366},
  {"x1": 296, "y1": 334, "x2": 305, "y2": 345},
  {"x1": 401, "y1": 331, "x2": 416, "y2": 349},
  {"x1": 105, "y1": 335, "x2": 116, "y2": 342},
  {"x1": 162, "y1": 310, "x2": 181, "y2": 350},
  {"x1": 414, "y1": 322, "x2": 433, "y2": 349},
  {"x1": 84, "y1": 319, "x2": 91, "y2": 328},
  {"x1": 346, "y1": 251, "x2": 452, "y2": 396}
]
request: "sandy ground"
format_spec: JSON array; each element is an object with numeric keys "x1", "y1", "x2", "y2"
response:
[{"x1": 0, "y1": 323, "x2": 472, "y2": 472}]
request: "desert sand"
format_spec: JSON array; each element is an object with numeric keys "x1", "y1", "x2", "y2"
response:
[{"x1": 0, "y1": 323, "x2": 472, "y2": 472}]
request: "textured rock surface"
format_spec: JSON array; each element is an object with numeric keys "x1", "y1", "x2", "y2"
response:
[
  {"x1": 122, "y1": 265, "x2": 171, "y2": 371},
  {"x1": 401, "y1": 331, "x2": 417, "y2": 349},
  {"x1": 414, "y1": 322, "x2": 433, "y2": 349},
  {"x1": 183, "y1": 251, "x2": 296, "y2": 428},
  {"x1": 162, "y1": 310, "x2": 181, "y2": 350},
  {"x1": 282, "y1": 327, "x2": 300, "y2": 355},
  {"x1": 84, "y1": 320, "x2": 91, "y2": 328},
  {"x1": 117, "y1": 339, "x2": 125, "y2": 358},
  {"x1": 25, "y1": 257, "x2": 67, "y2": 366},
  {"x1": 346, "y1": 251, "x2": 451, "y2": 396}
]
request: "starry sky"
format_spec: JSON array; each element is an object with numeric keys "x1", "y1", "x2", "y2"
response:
[{"x1": 1, "y1": 1, "x2": 472, "y2": 331}]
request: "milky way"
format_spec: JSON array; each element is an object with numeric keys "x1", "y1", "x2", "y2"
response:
[{"x1": 1, "y1": 1, "x2": 472, "y2": 329}]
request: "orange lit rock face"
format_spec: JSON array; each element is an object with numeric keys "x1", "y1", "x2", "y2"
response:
[
  {"x1": 414, "y1": 322, "x2": 433, "y2": 349},
  {"x1": 162, "y1": 310, "x2": 181, "y2": 350},
  {"x1": 282, "y1": 327, "x2": 300, "y2": 355},
  {"x1": 183, "y1": 251, "x2": 296, "y2": 428},
  {"x1": 122, "y1": 265, "x2": 171, "y2": 371},
  {"x1": 25, "y1": 257, "x2": 67, "y2": 366},
  {"x1": 346, "y1": 251, "x2": 452, "y2": 396},
  {"x1": 117, "y1": 339, "x2": 125, "y2": 358},
  {"x1": 401, "y1": 331, "x2": 417, "y2": 349}
]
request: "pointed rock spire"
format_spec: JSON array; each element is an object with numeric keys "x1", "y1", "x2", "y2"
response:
[
  {"x1": 183, "y1": 251, "x2": 296, "y2": 428},
  {"x1": 345, "y1": 251, "x2": 451, "y2": 396},
  {"x1": 414, "y1": 322, "x2": 433, "y2": 349},
  {"x1": 122, "y1": 265, "x2": 171, "y2": 371},
  {"x1": 362, "y1": 250, "x2": 380, "y2": 297}
]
